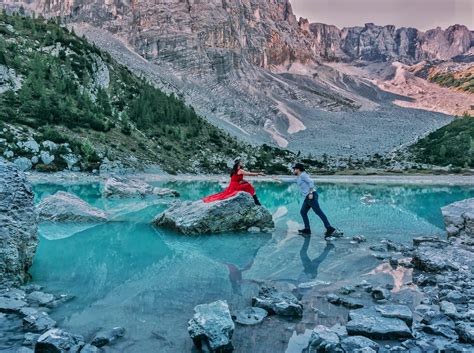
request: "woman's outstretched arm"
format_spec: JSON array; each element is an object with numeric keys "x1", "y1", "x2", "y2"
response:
[{"x1": 238, "y1": 169, "x2": 265, "y2": 176}]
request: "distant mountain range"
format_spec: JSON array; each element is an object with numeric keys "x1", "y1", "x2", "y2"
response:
[{"x1": 2, "y1": 0, "x2": 473, "y2": 160}]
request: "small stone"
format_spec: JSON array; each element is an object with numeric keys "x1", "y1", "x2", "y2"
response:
[
  {"x1": 327, "y1": 293, "x2": 341, "y2": 305},
  {"x1": 234, "y1": 307, "x2": 268, "y2": 325},
  {"x1": 252, "y1": 287, "x2": 303, "y2": 317},
  {"x1": 352, "y1": 235, "x2": 367, "y2": 243},
  {"x1": 338, "y1": 285, "x2": 356, "y2": 295},
  {"x1": 440, "y1": 300, "x2": 458, "y2": 318},
  {"x1": 340, "y1": 297, "x2": 364, "y2": 309},
  {"x1": 91, "y1": 327, "x2": 125, "y2": 347},
  {"x1": 372, "y1": 287, "x2": 390, "y2": 300},
  {"x1": 247, "y1": 226, "x2": 262, "y2": 233}
]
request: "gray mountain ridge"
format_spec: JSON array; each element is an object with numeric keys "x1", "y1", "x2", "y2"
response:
[{"x1": 2, "y1": 0, "x2": 472, "y2": 158}]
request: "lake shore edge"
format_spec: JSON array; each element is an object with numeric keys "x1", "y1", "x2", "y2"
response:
[{"x1": 26, "y1": 172, "x2": 474, "y2": 186}]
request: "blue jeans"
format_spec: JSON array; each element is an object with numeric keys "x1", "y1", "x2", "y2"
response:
[{"x1": 300, "y1": 192, "x2": 331, "y2": 230}]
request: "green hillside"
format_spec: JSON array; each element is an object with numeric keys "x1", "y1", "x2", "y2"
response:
[
  {"x1": 409, "y1": 114, "x2": 474, "y2": 168},
  {"x1": 0, "y1": 11, "x2": 293, "y2": 173}
]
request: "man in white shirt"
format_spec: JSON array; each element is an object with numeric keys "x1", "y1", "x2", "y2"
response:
[{"x1": 278, "y1": 163, "x2": 336, "y2": 237}]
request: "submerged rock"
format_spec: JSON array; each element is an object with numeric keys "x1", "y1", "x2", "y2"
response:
[
  {"x1": 252, "y1": 286, "x2": 303, "y2": 317},
  {"x1": 102, "y1": 176, "x2": 179, "y2": 198},
  {"x1": 23, "y1": 310, "x2": 56, "y2": 333},
  {"x1": 0, "y1": 159, "x2": 38, "y2": 287},
  {"x1": 35, "y1": 329, "x2": 85, "y2": 353},
  {"x1": 37, "y1": 191, "x2": 108, "y2": 223},
  {"x1": 91, "y1": 327, "x2": 125, "y2": 347},
  {"x1": 233, "y1": 307, "x2": 268, "y2": 325},
  {"x1": 188, "y1": 300, "x2": 234, "y2": 353},
  {"x1": 153, "y1": 192, "x2": 274, "y2": 235},
  {"x1": 441, "y1": 198, "x2": 474, "y2": 237}
]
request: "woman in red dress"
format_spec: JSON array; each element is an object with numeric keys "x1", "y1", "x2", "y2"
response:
[{"x1": 203, "y1": 159, "x2": 264, "y2": 205}]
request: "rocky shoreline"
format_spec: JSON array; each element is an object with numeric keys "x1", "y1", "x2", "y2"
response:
[{"x1": 1, "y1": 158, "x2": 474, "y2": 352}]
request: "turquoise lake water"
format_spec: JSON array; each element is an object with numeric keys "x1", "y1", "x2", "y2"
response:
[{"x1": 30, "y1": 181, "x2": 474, "y2": 352}]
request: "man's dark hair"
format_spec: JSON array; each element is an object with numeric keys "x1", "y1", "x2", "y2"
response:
[{"x1": 293, "y1": 163, "x2": 305, "y2": 172}]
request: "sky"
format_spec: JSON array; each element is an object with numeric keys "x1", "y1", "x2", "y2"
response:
[{"x1": 291, "y1": 0, "x2": 474, "y2": 30}]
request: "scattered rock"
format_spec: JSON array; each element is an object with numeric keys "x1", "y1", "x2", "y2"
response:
[
  {"x1": 188, "y1": 300, "x2": 234, "y2": 353},
  {"x1": 0, "y1": 160, "x2": 38, "y2": 287},
  {"x1": 233, "y1": 307, "x2": 268, "y2": 325},
  {"x1": 91, "y1": 327, "x2": 125, "y2": 347},
  {"x1": 40, "y1": 151, "x2": 55, "y2": 165},
  {"x1": 352, "y1": 235, "x2": 367, "y2": 243},
  {"x1": 252, "y1": 286, "x2": 303, "y2": 317},
  {"x1": 456, "y1": 322, "x2": 474, "y2": 343},
  {"x1": 341, "y1": 336, "x2": 379, "y2": 352},
  {"x1": 102, "y1": 176, "x2": 179, "y2": 198},
  {"x1": 327, "y1": 293, "x2": 341, "y2": 305},
  {"x1": 80, "y1": 344, "x2": 103, "y2": 353},
  {"x1": 338, "y1": 285, "x2": 356, "y2": 295},
  {"x1": 154, "y1": 192, "x2": 274, "y2": 235},
  {"x1": 340, "y1": 296, "x2": 364, "y2": 309},
  {"x1": 375, "y1": 304, "x2": 413, "y2": 325},
  {"x1": 38, "y1": 192, "x2": 108, "y2": 223},
  {"x1": 330, "y1": 324, "x2": 348, "y2": 339},
  {"x1": 27, "y1": 291, "x2": 55, "y2": 306},
  {"x1": 23, "y1": 311, "x2": 56, "y2": 333},
  {"x1": 306, "y1": 325, "x2": 340, "y2": 352},
  {"x1": 0, "y1": 296, "x2": 27, "y2": 313},
  {"x1": 23, "y1": 332, "x2": 40, "y2": 346},
  {"x1": 35, "y1": 329, "x2": 85, "y2": 353},
  {"x1": 372, "y1": 287, "x2": 390, "y2": 300},
  {"x1": 441, "y1": 198, "x2": 474, "y2": 237},
  {"x1": 347, "y1": 308, "x2": 412, "y2": 340}
]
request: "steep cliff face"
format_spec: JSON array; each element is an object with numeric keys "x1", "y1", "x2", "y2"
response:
[
  {"x1": 0, "y1": 159, "x2": 38, "y2": 287},
  {"x1": 25, "y1": 0, "x2": 316, "y2": 72},
  {"x1": 310, "y1": 22, "x2": 472, "y2": 63}
]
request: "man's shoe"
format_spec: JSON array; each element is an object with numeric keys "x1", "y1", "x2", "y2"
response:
[
  {"x1": 298, "y1": 229, "x2": 311, "y2": 235},
  {"x1": 324, "y1": 227, "x2": 336, "y2": 237}
]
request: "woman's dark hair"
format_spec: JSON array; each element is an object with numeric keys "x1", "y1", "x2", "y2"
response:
[{"x1": 230, "y1": 162, "x2": 240, "y2": 177}]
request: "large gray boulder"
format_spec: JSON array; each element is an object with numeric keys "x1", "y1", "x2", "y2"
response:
[
  {"x1": 188, "y1": 300, "x2": 234, "y2": 353},
  {"x1": 441, "y1": 198, "x2": 474, "y2": 238},
  {"x1": 102, "y1": 176, "x2": 179, "y2": 198},
  {"x1": 0, "y1": 159, "x2": 38, "y2": 287},
  {"x1": 37, "y1": 191, "x2": 108, "y2": 223},
  {"x1": 153, "y1": 192, "x2": 274, "y2": 235}
]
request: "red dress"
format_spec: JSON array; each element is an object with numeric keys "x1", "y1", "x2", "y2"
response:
[{"x1": 203, "y1": 169, "x2": 256, "y2": 203}]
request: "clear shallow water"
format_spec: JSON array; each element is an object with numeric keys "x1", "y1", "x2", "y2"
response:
[{"x1": 30, "y1": 181, "x2": 474, "y2": 352}]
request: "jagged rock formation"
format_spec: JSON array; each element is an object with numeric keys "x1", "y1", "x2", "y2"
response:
[
  {"x1": 153, "y1": 192, "x2": 274, "y2": 235},
  {"x1": 2, "y1": 0, "x2": 471, "y2": 158},
  {"x1": 311, "y1": 23, "x2": 472, "y2": 63},
  {"x1": 0, "y1": 159, "x2": 38, "y2": 287},
  {"x1": 441, "y1": 198, "x2": 474, "y2": 238}
]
